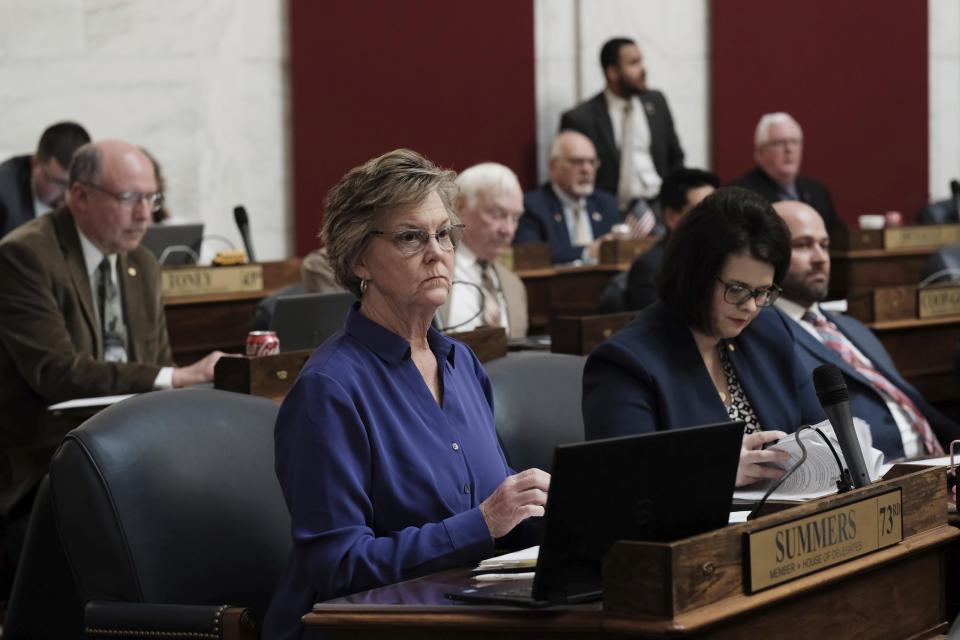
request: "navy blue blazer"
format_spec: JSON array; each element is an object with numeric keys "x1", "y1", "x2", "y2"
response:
[
  {"x1": 583, "y1": 303, "x2": 825, "y2": 440},
  {"x1": 775, "y1": 307, "x2": 960, "y2": 460},
  {"x1": 517, "y1": 183, "x2": 622, "y2": 264}
]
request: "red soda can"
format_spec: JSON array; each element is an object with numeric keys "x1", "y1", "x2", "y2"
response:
[{"x1": 246, "y1": 331, "x2": 280, "y2": 356}]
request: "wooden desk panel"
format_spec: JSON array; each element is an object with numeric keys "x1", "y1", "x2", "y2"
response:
[
  {"x1": 518, "y1": 264, "x2": 626, "y2": 333},
  {"x1": 304, "y1": 544, "x2": 950, "y2": 639},
  {"x1": 829, "y1": 249, "x2": 932, "y2": 299}
]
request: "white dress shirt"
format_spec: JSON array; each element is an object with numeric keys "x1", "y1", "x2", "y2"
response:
[
  {"x1": 605, "y1": 89, "x2": 662, "y2": 200},
  {"x1": 550, "y1": 183, "x2": 594, "y2": 263},
  {"x1": 443, "y1": 242, "x2": 510, "y2": 334}
]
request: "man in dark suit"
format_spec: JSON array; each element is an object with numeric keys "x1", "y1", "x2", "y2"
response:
[
  {"x1": 516, "y1": 131, "x2": 622, "y2": 264},
  {"x1": 0, "y1": 140, "x2": 226, "y2": 595},
  {"x1": 625, "y1": 168, "x2": 718, "y2": 310},
  {"x1": 0, "y1": 121, "x2": 91, "y2": 237},
  {"x1": 771, "y1": 200, "x2": 959, "y2": 460},
  {"x1": 559, "y1": 37, "x2": 684, "y2": 210},
  {"x1": 732, "y1": 113, "x2": 842, "y2": 235}
]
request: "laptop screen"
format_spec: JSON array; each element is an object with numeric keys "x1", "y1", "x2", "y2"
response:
[
  {"x1": 270, "y1": 292, "x2": 356, "y2": 352},
  {"x1": 141, "y1": 223, "x2": 204, "y2": 265},
  {"x1": 531, "y1": 421, "x2": 745, "y2": 603}
]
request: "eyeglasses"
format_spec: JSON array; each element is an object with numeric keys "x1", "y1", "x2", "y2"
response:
[
  {"x1": 371, "y1": 223, "x2": 465, "y2": 256},
  {"x1": 81, "y1": 182, "x2": 165, "y2": 212},
  {"x1": 766, "y1": 138, "x2": 802, "y2": 150},
  {"x1": 559, "y1": 157, "x2": 601, "y2": 169},
  {"x1": 716, "y1": 277, "x2": 782, "y2": 307}
]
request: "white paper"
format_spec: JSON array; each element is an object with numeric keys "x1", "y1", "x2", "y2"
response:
[
  {"x1": 734, "y1": 419, "x2": 885, "y2": 502},
  {"x1": 475, "y1": 545, "x2": 539, "y2": 570},
  {"x1": 47, "y1": 394, "x2": 137, "y2": 411}
]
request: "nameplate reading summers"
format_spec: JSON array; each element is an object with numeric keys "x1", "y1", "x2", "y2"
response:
[
  {"x1": 746, "y1": 488, "x2": 902, "y2": 593},
  {"x1": 162, "y1": 264, "x2": 264, "y2": 298}
]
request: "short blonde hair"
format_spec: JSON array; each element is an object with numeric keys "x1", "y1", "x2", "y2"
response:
[{"x1": 322, "y1": 149, "x2": 459, "y2": 297}]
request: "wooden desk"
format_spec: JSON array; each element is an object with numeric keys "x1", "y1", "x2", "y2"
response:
[
  {"x1": 829, "y1": 248, "x2": 935, "y2": 299},
  {"x1": 517, "y1": 264, "x2": 627, "y2": 334},
  {"x1": 304, "y1": 467, "x2": 956, "y2": 639},
  {"x1": 164, "y1": 258, "x2": 301, "y2": 364}
]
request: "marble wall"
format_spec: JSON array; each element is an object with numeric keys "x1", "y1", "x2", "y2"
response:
[
  {"x1": 930, "y1": 0, "x2": 960, "y2": 200},
  {"x1": 0, "y1": 0, "x2": 291, "y2": 260}
]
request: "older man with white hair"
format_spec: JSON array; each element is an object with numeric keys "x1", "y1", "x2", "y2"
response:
[
  {"x1": 438, "y1": 162, "x2": 528, "y2": 338},
  {"x1": 732, "y1": 112, "x2": 841, "y2": 234}
]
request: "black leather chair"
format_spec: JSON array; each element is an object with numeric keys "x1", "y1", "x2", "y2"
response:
[
  {"x1": 249, "y1": 282, "x2": 305, "y2": 331},
  {"x1": 48, "y1": 388, "x2": 290, "y2": 639},
  {"x1": 485, "y1": 352, "x2": 586, "y2": 472},
  {"x1": 597, "y1": 271, "x2": 629, "y2": 313}
]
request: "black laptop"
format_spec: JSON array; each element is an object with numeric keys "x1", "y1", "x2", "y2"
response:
[
  {"x1": 141, "y1": 223, "x2": 204, "y2": 265},
  {"x1": 447, "y1": 421, "x2": 745, "y2": 607},
  {"x1": 269, "y1": 292, "x2": 356, "y2": 352}
]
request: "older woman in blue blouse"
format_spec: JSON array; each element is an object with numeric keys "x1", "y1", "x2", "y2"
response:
[{"x1": 263, "y1": 150, "x2": 549, "y2": 638}]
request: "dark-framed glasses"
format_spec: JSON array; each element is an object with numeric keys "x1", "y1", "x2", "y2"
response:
[
  {"x1": 716, "y1": 277, "x2": 781, "y2": 307},
  {"x1": 371, "y1": 223, "x2": 465, "y2": 256},
  {"x1": 81, "y1": 182, "x2": 165, "y2": 212}
]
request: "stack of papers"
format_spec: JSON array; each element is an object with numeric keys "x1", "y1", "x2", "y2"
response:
[
  {"x1": 472, "y1": 546, "x2": 538, "y2": 582},
  {"x1": 735, "y1": 419, "x2": 888, "y2": 502}
]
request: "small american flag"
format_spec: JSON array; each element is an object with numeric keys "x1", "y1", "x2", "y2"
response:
[{"x1": 623, "y1": 208, "x2": 657, "y2": 238}]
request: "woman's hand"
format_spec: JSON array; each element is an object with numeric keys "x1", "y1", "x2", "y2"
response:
[
  {"x1": 479, "y1": 468, "x2": 551, "y2": 539},
  {"x1": 737, "y1": 430, "x2": 791, "y2": 487}
]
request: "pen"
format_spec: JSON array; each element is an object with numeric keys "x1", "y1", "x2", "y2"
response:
[{"x1": 762, "y1": 438, "x2": 780, "y2": 450}]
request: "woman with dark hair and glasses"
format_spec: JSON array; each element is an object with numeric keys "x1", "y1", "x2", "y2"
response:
[
  {"x1": 263, "y1": 149, "x2": 548, "y2": 639},
  {"x1": 582, "y1": 187, "x2": 825, "y2": 486}
]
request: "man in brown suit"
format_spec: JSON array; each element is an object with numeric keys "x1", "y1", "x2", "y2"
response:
[{"x1": 0, "y1": 140, "x2": 224, "y2": 594}]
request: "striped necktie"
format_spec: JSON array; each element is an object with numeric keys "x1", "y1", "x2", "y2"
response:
[
  {"x1": 804, "y1": 310, "x2": 943, "y2": 455},
  {"x1": 478, "y1": 260, "x2": 502, "y2": 329}
]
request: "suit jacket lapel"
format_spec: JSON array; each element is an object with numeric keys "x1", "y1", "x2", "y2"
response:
[
  {"x1": 119, "y1": 252, "x2": 146, "y2": 362},
  {"x1": 543, "y1": 186, "x2": 574, "y2": 249},
  {"x1": 829, "y1": 312, "x2": 908, "y2": 390},
  {"x1": 54, "y1": 209, "x2": 102, "y2": 358},
  {"x1": 725, "y1": 339, "x2": 770, "y2": 424},
  {"x1": 791, "y1": 315, "x2": 873, "y2": 389},
  {"x1": 590, "y1": 94, "x2": 618, "y2": 163}
]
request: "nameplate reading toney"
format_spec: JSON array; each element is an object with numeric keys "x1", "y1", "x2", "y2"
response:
[
  {"x1": 745, "y1": 488, "x2": 902, "y2": 593},
  {"x1": 162, "y1": 264, "x2": 264, "y2": 298}
]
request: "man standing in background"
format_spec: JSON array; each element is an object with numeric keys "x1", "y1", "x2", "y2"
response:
[
  {"x1": 0, "y1": 121, "x2": 91, "y2": 237},
  {"x1": 560, "y1": 37, "x2": 685, "y2": 216}
]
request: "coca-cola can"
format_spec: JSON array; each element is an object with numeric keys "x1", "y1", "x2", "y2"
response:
[{"x1": 246, "y1": 331, "x2": 280, "y2": 357}]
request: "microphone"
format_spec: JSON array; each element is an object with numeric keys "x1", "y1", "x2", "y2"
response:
[
  {"x1": 233, "y1": 205, "x2": 256, "y2": 263},
  {"x1": 951, "y1": 180, "x2": 960, "y2": 219},
  {"x1": 812, "y1": 363, "x2": 871, "y2": 488}
]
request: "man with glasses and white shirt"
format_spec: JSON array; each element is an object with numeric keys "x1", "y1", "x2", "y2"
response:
[
  {"x1": 438, "y1": 163, "x2": 528, "y2": 338},
  {"x1": 0, "y1": 140, "x2": 226, "y2": 594},
  {"x1": 732, "y1": 112, "x2": 842, "y2": 236},
  {"x1": 0, "y1": 121, "x2": 91, "y2": 237},
  {"x1": 516, "y1": 131, "x2": 623, "y2": 264}
]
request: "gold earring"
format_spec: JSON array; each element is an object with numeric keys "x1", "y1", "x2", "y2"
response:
[{"x1": 360, "y1": 279, "x2": 369, "y2": 295}]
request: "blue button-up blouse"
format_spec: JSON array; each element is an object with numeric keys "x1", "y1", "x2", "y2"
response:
[{"x1": 262, "y1": 307, "x2": 517, "y2": 638}]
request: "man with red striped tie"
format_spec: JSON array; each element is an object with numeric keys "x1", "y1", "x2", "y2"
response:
[{"x1": 771, "y1": 200, "x2": 960, "y2": 460}]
